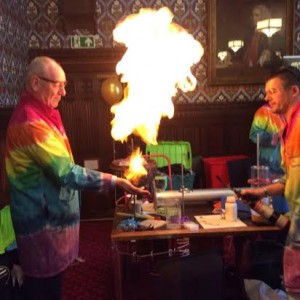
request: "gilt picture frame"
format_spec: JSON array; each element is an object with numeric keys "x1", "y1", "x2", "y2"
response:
[{"x1": 208, "y1": 0, "x2": 293, "y2": 85}]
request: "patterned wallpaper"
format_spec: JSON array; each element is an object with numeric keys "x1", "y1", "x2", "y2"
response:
[
  {"x1": 1, "y1": 0, "x2": 300, "y2": 106},
  {"x1": 0, "y1": 0, "x2": 29, "y2": 106}
]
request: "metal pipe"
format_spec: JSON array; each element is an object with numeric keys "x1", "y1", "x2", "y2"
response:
[{"x1": 155, "y1": 188, "x2": 235, "y2": 205}]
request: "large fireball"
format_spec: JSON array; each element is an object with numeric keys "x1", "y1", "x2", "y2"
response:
[{"x1": 110, "y1": 7, "x2": 204, "y2": 145}]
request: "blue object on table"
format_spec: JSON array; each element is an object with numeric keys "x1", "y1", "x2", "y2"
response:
[
  {"x1": 117, "y1": 218, "x2": 139, "y2": 231},
  {"x1": 272, "y1": 195, "x2": 289, "y2": 214}
]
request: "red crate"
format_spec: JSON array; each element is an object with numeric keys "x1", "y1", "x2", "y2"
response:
[{"x1": 202, "y1": 155, "x2": 249, "y2": 188}]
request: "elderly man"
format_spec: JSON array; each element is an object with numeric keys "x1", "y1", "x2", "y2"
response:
[{"x1": 5, "y1": 56, "x2": 150, "y2": 300}]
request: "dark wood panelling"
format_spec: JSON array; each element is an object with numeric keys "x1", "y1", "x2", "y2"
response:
[
  {"x1": 158, "y1": 102, "x2": 260, "y2": 159},
  {"x1": 0, "y1": 107, "x2": 13, "y2": 208},
  {"x1": 29, "y1": 48, "x2": 125, "y2": 73},
  {"x1": 0, "y1": 107, "x2": 13, "y2": 134},
  {"x1": 61, "y1": 0, "x2": 97, "y2": 33}
]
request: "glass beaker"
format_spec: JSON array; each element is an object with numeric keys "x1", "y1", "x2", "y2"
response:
[
  {"x1": 250, "y1": 165, "x2": 270, "y2": 187},
  {"x1": 250, "y1": 165, "x2": 272, "y2": 206},
  {"x1": 163, "y1": 198, "x2": 182, "y2": 229}
]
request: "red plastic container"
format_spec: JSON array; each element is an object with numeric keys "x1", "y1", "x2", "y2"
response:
[{"x1": 202, "y1": 155, "x2": 249, "y2": 188}]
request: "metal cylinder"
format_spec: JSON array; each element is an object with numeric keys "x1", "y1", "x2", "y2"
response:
[{"x1": 155, "y1": 188, "x2": 235, "y2": 205}]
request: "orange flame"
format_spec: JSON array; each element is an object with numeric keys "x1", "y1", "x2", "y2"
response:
[
  {"x1": 124, "y1": 148, "x2": 147, "y2": 185},
  {"x1": 111, "y1": 7, "x2": 204, "y2": 144}
]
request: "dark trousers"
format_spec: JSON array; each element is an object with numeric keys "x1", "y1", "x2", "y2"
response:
[{"x1": 22, "y1": 272, "x2": 63, "y2": 300}]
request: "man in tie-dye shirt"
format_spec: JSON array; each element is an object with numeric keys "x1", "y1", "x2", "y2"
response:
[
  {"x1": 249, "y1": 103, "x2": 289, "y2": 213},
  {"x1": 242, "y1": 66, "x2": 300, "y2": 299},
  {"x1": 5, "y1": 56, "x2": 150, "y2": 300}
]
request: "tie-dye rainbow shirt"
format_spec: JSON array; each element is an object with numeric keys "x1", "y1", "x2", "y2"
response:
[
  {"x1": 280, "y1": 103, "x2": 300, "y2": 294},
  {"x1": 280, "y1": 102, "x2": 300, "y2": 212},
  {"x1": 5, "y1": 92, "x2": 114, "y2": 277},
  {"x1": 249, "y1": 103, "x2": 285, "y2": 175}
]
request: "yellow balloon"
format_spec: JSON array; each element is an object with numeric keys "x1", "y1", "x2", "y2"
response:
[{"x1": 101, "y1": 78, "x2": 123, "y2": 106}]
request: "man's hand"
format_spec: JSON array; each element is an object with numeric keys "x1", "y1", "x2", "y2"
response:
[
  {"x1": 115, "y1": 177, "x2": 151, "y2": 198},
  {"x1": 239, "y1": 187, "x2": 268, "y2": 208}
]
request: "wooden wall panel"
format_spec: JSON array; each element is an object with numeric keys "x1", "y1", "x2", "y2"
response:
[
  {"x1": 0, "y1": 107, "x2": 13, "y2": 208},
  {"x1": 61, "y1": 0, "x2": 97, "y2": 33},
  {"x1": 158, "y1": 102, "x2": 260, "y2": 159}
]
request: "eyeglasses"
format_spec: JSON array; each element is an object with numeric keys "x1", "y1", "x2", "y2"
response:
[{"x1": 38, "y1": 76, "x2": 67, "y2": 88}]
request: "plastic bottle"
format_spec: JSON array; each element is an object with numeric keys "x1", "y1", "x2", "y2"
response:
[{"x1": 225, "y1": 196, "x2": 237, "y2": 222}]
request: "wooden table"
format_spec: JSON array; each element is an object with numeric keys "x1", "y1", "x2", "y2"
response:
[{"x1": 111, "y1": 201, "x2": 280, "y2": 300}]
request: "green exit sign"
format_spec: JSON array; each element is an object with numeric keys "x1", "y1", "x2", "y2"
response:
[{"x1": 70, "y1": 35, "x2": 95, "y2": 49}]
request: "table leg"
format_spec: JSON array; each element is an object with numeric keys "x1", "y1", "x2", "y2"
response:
[{"x1": 112, "y1": 243, "x2": 123, "y2": 300}]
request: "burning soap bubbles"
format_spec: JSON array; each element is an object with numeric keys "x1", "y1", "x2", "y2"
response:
[
  {"x1": 124, "y1": 148, "x2": 147, "y2": 186},
  {"x1": 110, "y1": 6, "x2": 204, "y2": 145}
]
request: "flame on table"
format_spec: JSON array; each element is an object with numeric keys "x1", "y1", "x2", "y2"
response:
[
  {"x1": 110, "y1": 7, "x2": 204, "y2": 145},
  {"x1": 124, "y1": 148, "x2": 147, "y2": 186}
]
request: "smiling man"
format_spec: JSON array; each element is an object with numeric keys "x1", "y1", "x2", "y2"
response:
[
  {"x1": 242, "y1": 66, "x2": 300, "y2": 299},
  {"x1": 25, "y1": 57, "x2": 68, "y2": 109},
  {"x1": 5, "y1": 56, "x2": 150, "y2": 300}
]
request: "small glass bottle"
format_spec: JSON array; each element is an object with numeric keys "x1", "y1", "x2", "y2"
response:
[{"x1": 225, "y1": 196, "x2": 237, "y2": 222}]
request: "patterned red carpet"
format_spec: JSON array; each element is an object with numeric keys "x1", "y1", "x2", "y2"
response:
[
  {"x1": 61, "y1": 219, "x2": 160, "y2": 300},
  {"x1": 62, "y1": 220, "x2": 114, "y2": 300}
]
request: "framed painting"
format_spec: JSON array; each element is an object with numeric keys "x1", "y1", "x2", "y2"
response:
[{"x1": 208, "y1": 0, "x2": 293, "y2": 85}]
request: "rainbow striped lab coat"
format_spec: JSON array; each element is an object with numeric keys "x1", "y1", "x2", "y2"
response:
[{"x1": 5, "y1": 92, "x2": 114, "y2": 277}]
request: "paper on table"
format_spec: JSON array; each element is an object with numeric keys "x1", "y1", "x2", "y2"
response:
[{"x1": 195, "y1": 215, "x2": 247, "y2": 229}]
